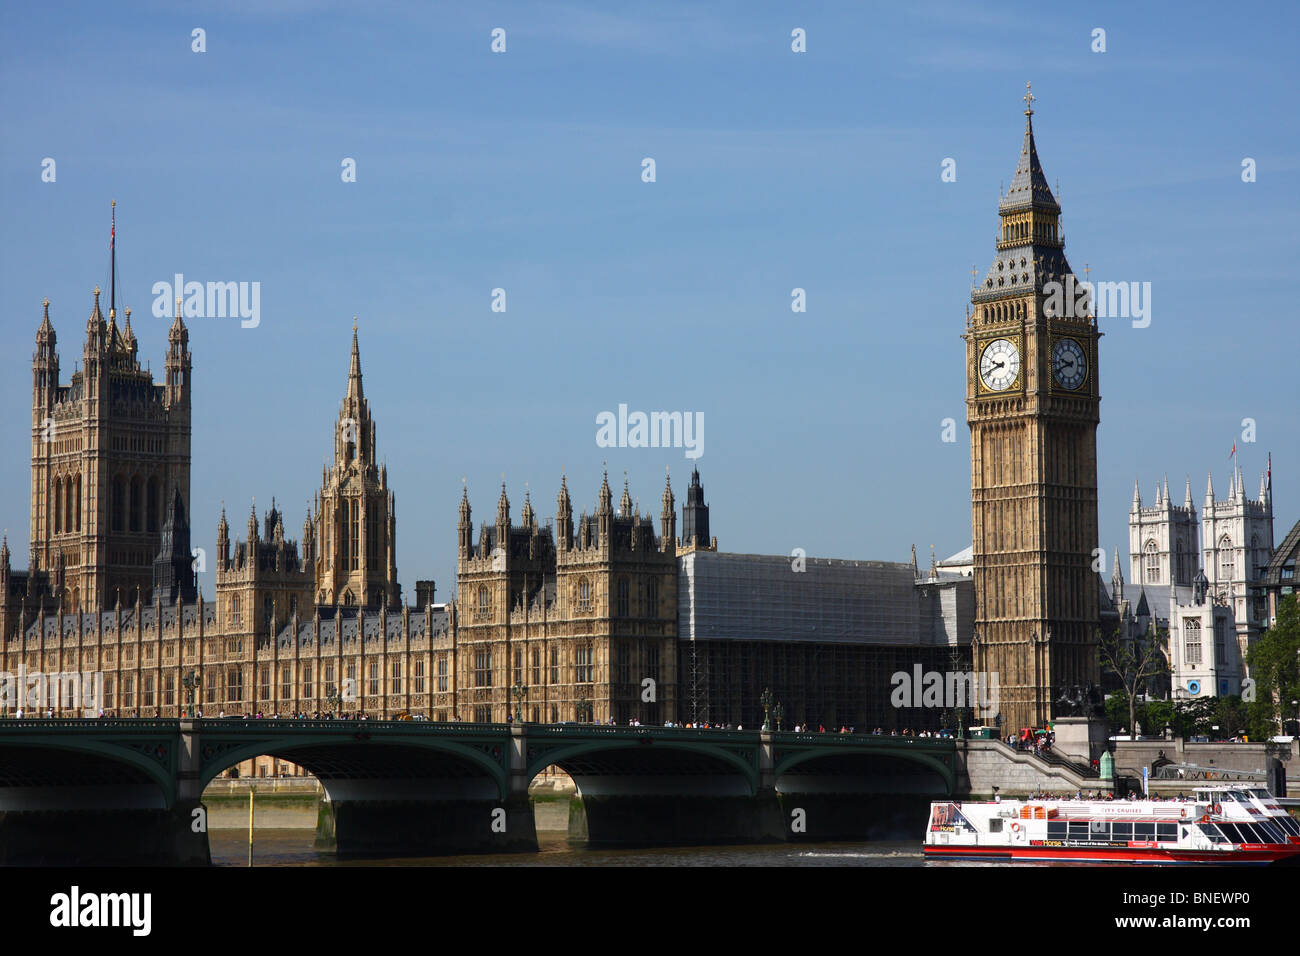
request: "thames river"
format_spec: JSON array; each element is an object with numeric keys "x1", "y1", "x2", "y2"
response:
[{"x1": 210, "y1": 829, "x2": 936, "y2": 867}]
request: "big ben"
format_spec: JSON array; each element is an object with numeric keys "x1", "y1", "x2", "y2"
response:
[{"x1": 966, "y1": 84, "x2": 1101, "y2": 732}]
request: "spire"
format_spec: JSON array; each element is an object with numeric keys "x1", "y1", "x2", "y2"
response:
[
  {"x1": 557, "y1": 474, "x2": 571, "y2": 513},
  {"x1": 1131, "y1": 478, "x2": 1141, "y2": 512},
  {"x1": 1000, "y1": 83, "x2": 1059, "y2": 213},
  {"x1": 1206, "y1": 471, "x2": 1215, "y2": 502},
  {"x1": 620, "y1": 474, "x2": 632, "y2": 517},
  {"x1": 496, "y1": 480, "x2": 510, "y2": 527},
  {"x1": 1260, "y1": 467, "x2": 1269, "y2": 504},
  {"x1": 37, "y1": 297, "x2": 54, "y2": 342},
  {"x1": 598, "y1": 466, "x2": 613, "y2": 514},
  {"x1": 248, "y1": 499, "x2": 258, "y2": 541},
  {"x1": 347, "y1": 317, "x2": 364, "y2": 401},
  {"x1": 109, "y1": 200, "x2": 117, "y2": 319},
  {"x1": 521, "y1": 489, "x2": 536, "y2": 528},
  {"x1": 661, "y1": 470, "x2": 674, "y2": 514},
  {"x1": 1162, "y1": 474, "x2": 1170, "y2": 507},
  {"x1": 459, "y1": 483, "x2": 471, "y2": 522}
]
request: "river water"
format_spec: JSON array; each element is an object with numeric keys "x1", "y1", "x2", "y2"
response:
[{"x1": 209, "y1": 829, "x2": 944, "y2": 867}]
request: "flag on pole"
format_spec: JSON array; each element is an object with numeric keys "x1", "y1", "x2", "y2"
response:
[{"x1": 1229, "y1": 441, "x2": 1236, "y2": 459}]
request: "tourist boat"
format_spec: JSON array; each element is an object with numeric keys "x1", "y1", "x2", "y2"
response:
[
  {"x1": 1192, "y1": 785, "x2": 1300, "y2": 844},
  {"x1": 923, "y1": 797, "x2": 1300, "y2": 864}
]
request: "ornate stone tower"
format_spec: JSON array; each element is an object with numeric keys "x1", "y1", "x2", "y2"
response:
[
  {"x1": 966, "y1": 86, "x2": 1101, "y2": 731},
  {"x1": 312, "y1": 325, "x2": 400, "y2": 609},
  {"x1": 1130, "y1": 477, "x2": 1199, "y2": 589},
  {"x1": 30, "y1": 276, "x2": 191, "y2": 612}
]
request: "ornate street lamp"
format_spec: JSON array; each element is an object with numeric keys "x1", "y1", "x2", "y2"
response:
[
  {"x1": 577, "y1": 695, "x2": 589, "y2": 724},
  {"x1": 182, "y1": 671, "x2": 201, "y2": 716},
  {"x1": 512, "y1": 682, "x2": 527, "y2": 723},
  {"x1": 761, "y1": 687, "x2": 774, "y2": 731},
  {"x1": 773, "y1": 702, "x2": 784, "y2": 733}
]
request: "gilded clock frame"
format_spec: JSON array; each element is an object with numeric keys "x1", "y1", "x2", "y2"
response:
[
  {"x1": 973, "y1": 333, "x2": 1024, "y2": 398},
  {"x1": 1048, "y1": 334, "x2": 1093, "y2": 394}
]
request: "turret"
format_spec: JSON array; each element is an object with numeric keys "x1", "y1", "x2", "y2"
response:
[
  {"x1": 619, "y1": 476, "x2": 633, "y2": 518},
  {"x1": 458, "y1": 486, "x2": 473, "y2": 558},
  {"x1": 216, "y1": 505, "x2": 230, "y2": 572},
  {"x1": 34, "y1": 299, "x2": 59, "y2": 411},
  {"x1": 681, "y1": 466, "x2": 711, "y2": 550},
  {"x1": 660, "y1": 472, "x2": 676, "y2": 554},
  {"x1": 165, "y1": 298, "x2": 191, "y2": 403},
  {"x1": 556, "y1": 476, "x2": 573, "y2": 551}
]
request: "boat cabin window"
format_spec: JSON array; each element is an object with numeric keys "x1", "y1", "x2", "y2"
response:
[
  {"x1": 1047, "y1": 821, "x2": 1066, "y2": 840},
  {"x1": 1217, "y1": 823, "x2": 1244, "y2": 843},
  {"x1": 1088, "y1": 821, "x2": 1111, "y2": 841},
  {"x1": 928, "y1": 803, "x2": 973, "y2": 830},
  {"x1": 1198, "y1": 823, "x2": 1230, "y2": 844},
  {"x1": 1156, "y1": 823, "x2": 1177, "y2": 843},
  {"x1": 1133, "y1": 822, "x2": 1155, "y2": 839},
  {"x1": 1067, "y1": 822, "x2": 1089, "y2": 840},
  {"x1": 1112, "y1": 822, "x2": 1133, "y2": 841},
  {"x1": 988, "y1": 818, "x2": 1003, "y2": 833}
]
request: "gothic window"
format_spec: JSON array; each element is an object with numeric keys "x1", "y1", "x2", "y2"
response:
[
  {"x1": 513, "y1": 648, "x2": 522, "y2": 686},
  {"x1": 143, "y1": 675, "x2": 155, "y2": 708},
  {"x1": 324, "y1": 662, "x2": 336, "y2": 698},
  {"x1": 478, "y1": 586, "x2": 490, "y2": 614},
  {"x1": 577, "y1": 577, "x2": 592, "y2": 612},
  {"x1": 1218, "y1": 536, "x2": 1234, "y2": 581},
  {"x1": 473, "y1": 648, "x2": 492, "y2": 687},
  {"x1": 164, "y1": 673, "x2": 175, "y2": 707},
  {"x1": 112, "y1": 477, "x2": 125, "y2": 532},
  {"x1": 339, "y1": 502, "x2": 349, "y2": 571},
  {"x1": 129, "y1": 477, "x2": 142, "y2": 532},
  {"x1": 53, "y1": 477, "x2": 62, "y2": 534},
  {"x1": 74, "y1": 474, "x2": 81, "y2": 532},
  {"x1": 228, "y1": 668, "x2": 244, "y2": 702},
  {"x1": 414, "y1": 659, "x2": 425, "y2": 694},
  {"x1": 367, "y1": 507, "x2": 379, "y2": 566},
  {"x1": 351, "y1": 500, "x2": 360, "y2": 571},
  {"x1": 259, "y1": 666, "x2": 271, "y2": 700},
  {"x1": 1184, "y1": 619, "x2": 1202, "y2": 667},
  {"x1": 231, "y1": 595, "x2": 241, "y2": 626},
  {"x1": 281, "y1": 666, "x2": 292, "y2": 699},
  {"x1": 303, "y1": 664, "x2": 313, "y2": 699},
  {"x1": 614, "y1": 642, "x2": 630, "y2": 684},
  {"x1": 1144, "y1": 541, "x2": 1160, "y2": 583},
  {"x1": 616, "y1": 578, "x2": 630, "y2": 617},
  {"x1": 531, "y1": 648, "x2": 541, "y2": 686},
  {"x1": 437, "y1": 654, "x2": 448, "y2": 692},
  {"x1": 550, "y1": 646, "x2": 560, "y2": 684},
  {"x1": 1213, "y1": 619, "x2": 1226, "y2": 666},
  {"x1": 575, "y1": 643, "x2": 593, "y2": 684},
  {"x1": 646, "y1": 577, "x2": 659, "y2": 615},
  {"x1": 390, "y1": 660, "x2": 402, "y2": 695},
  {"x1": 263, "y1": 595, "x2": 273, "y2": 625},
  {"x1": 147, "y1": 477, "x2": 159, "y2": 533}
]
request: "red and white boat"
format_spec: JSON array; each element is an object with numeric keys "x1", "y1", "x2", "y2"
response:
[{"x1": 923, "y1": 796, "x2": 1300, "y2": 865}]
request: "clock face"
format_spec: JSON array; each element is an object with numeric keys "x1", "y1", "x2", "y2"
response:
[
  {"x1": 979, "y1": 338, "x2": 1020, "y2": 391},
  {"x1": 1052, "y1": 337, "x2": 1087, "y2": 390}
]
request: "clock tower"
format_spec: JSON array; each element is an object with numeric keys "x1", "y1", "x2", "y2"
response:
[{"x1": 966, "y1": 85, "x2": 1101, "y2": 732}]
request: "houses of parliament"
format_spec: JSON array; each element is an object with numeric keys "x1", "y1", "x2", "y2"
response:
[{"x1": 2, "y1": 91, "x2": 1111, "y2": 734}]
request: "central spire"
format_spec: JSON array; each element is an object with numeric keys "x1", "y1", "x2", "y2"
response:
[{"x1": 348, "y1": 316, "x2": 364, "y2": 401}]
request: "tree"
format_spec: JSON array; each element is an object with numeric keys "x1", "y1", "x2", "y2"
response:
[
  {"x1": 1245, "y1": 594, "x2": 1300, "y2": 737},
  {"x1": 1098, "y1": 622, "x2": 1169, "y2": 739}
]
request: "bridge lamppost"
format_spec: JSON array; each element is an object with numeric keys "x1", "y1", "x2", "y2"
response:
[
  {"x1": 577, "y1": 695, "x2": 590, "y2": 724},
  {"x1": 512, "y1": 683, "x2": 527, "y2": 723},
  {"x1": 773, "y1": 702, "x2": 784, "y2": 733},
  {"x1": 761, "y1": 687, "x2": 774, "y2": 731},
  {"x1": 182, "y1": 671, "x2": 201, "y2": 717}
]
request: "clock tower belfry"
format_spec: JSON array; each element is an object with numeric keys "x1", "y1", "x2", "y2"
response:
[{"x1": 965, "y1": 85, "x2": 1102, "y2": 732}]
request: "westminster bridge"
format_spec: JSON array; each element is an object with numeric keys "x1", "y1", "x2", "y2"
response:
[{"x1": 0, "y1": 719, "x2": 958, "y2": 864}]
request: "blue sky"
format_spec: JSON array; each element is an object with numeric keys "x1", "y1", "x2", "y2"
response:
[{"x1": 2, "y1": 1, "x2": 1297, "y2": 601}]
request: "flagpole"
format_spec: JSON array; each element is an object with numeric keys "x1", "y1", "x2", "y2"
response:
[{"x1": 109, "y1": 200, "x2": 116, "y2": 317}]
